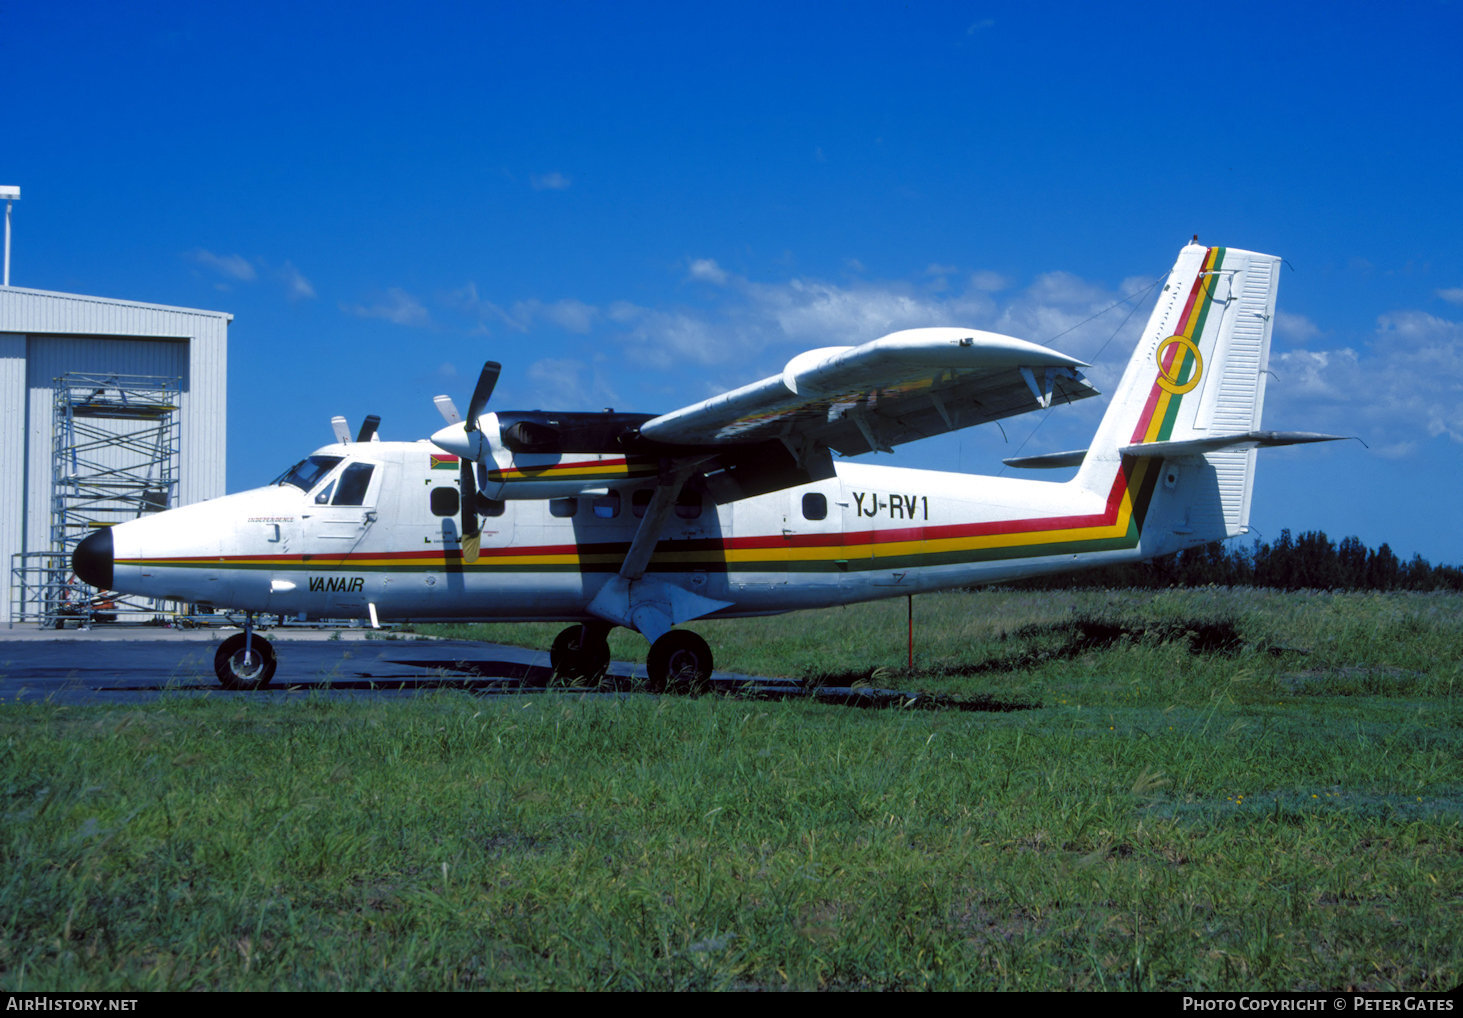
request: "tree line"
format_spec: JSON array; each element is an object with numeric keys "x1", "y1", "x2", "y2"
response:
[{"x1": 1013, "y1": 530, "x2": 1463, "y2": 591}]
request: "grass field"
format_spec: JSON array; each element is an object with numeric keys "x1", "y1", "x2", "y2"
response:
[{"x1": 2, "y1": 588, "x2": 1459, "y2": 990}]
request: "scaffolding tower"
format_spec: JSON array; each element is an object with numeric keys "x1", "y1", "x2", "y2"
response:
[{"x1": 9, "y1": 372, "x2": 183, "y2": 626}]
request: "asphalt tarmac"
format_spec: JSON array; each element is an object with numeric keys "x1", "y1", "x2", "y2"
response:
[
  {"x1": 0, "y1": 625, "x2": 735, "y2": 704},
  {"x1": 0, "y1": 624, "x2": 996, "y2": 709}
]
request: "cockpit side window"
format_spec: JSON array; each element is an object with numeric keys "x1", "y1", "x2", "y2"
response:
[
  {"x1": 275, "y1": 455, "x2": 343, "y2": 492},
  {"x1": 332, "y1": 463, "x2": 376, "y2": 506}
]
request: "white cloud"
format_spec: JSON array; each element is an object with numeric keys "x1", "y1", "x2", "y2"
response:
[
  {"x1": 189, "y1": 249, "x2": 318, "y2": 302},
  {"x1": 441, "y1": 283, "x2": 598, "y2": 335},
  {"x1": 444, "y1": 281, "x2": 481, "y2": 310},
  {"x1": 526, "y1": 357, "x2": 617, "y2": 407},
  {"x1": 610, "y1": 303, "x2": 729, "y2": 369},
  {"x1": 1267, "y1": 310, "x2": 1463, "y2": 447},
  {"x1": 968, "y1": 270, "x2": 1011, "y2": 293},
  {"x1": 277, "y1": 261, "x2": 316, "y2": 301},
  {"x1": 1024, "y1": 270, "x2": 1107, "y2": 306},
  {"x1": 1274, "y1": 310, "x2": 1320, "y2": 344},
  {"x1": 539, "y1": 298, "x2": 597, "y2": 334},
  {"x1": 530, "y1": 171, "x2": 572, "y2": 191},
  {"x1": 750, "y1": 277, "x2": 979, "y2": 344},
  {"x1": 410, "y1": 257, "x2": 1463, "y2": 468},
  {"x1": 688, "y1": 258, "x2": 729, "y2": 285},
  {"x1": 589, "y1": 259, "x2": 1159, "y2": 380},
  {"x1": 189, "y1": 249, "x2": 256, "y2": 282},
  {"x1": 1437, "y1": 287, "x2": 1463, "y2": 305},
  {"x1": 341, "y1": 287, "x2": 430, "y2": 327}
]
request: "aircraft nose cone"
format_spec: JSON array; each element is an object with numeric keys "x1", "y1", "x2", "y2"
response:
[{"x1": 72, "y1": 528, "x2": 114, "y2": 590}]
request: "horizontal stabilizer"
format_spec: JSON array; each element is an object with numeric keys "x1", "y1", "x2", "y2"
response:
[
  {"x1": 1119, "y1": 430, "x2": 1348, "y2": 458},
  {"x1": 1006, "y1": 431, "x2": 1346, "y2": 470},
  {"x1": 1003, "y1": 449, "x2": 1088, "y2": 469}
]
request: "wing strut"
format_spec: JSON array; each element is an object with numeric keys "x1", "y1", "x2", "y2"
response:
[
  {"x1": 586, "y1": 456, "x2": 731, "y2": 643},
  {"x1": 618, "y1": 459, "x2": 703, "y2": 581}
]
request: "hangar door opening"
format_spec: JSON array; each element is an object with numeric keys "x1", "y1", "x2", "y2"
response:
[{"x1": 10, "y1": 332, "x2": 189, "y2": 626}]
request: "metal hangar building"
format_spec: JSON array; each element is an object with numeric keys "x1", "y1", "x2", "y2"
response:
[{"x1": 1, "y1": 285, "x2": 230, "y2": 625}]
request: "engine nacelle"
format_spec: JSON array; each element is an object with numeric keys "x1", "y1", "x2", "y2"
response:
[{"x1": 476, "y1": 412, "x2": 662, "y2": 500}]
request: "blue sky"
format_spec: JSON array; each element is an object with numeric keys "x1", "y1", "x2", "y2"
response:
[{"x1": 8, "y1": 1, "x2": 1462, "y2": 564}]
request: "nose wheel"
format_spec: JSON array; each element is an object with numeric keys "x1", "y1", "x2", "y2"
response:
[
  {"x1": 646, "y1": 629, "x2": 713, "y2": 694},
  {"x1": 214, "y1": 631, "x2": 278, "y2": 690}
]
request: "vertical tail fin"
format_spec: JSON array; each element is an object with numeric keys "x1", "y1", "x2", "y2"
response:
[{"x1": 1076, "y1": 241, "x2": 1281, "y2": 546}]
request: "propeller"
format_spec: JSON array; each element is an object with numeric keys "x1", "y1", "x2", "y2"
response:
[
  {"x1": 460, "y1": 458, "x2": 482, "y2": 564},
  {"x1": 464, "y1": 362, "x2": 501, "y2": 433},
  {"x1": 450, "y1": 361, "x2": 501, "y2": 565}
]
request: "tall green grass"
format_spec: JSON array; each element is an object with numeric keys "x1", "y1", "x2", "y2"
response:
[{"x1": 3, "y1": 589, "x2": 1459, "y2": 990}]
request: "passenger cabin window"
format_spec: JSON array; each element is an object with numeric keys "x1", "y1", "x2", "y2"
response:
[
  {"x1": 674, "y1": 490, "x2": 702, "y2": 520},
  {"x1": 430, "y1": 487, "x2": 459, "y2": 517},
  {"x1": 481, "y1": 497, "x2": 506, "y2": 518},
  {"x1": 802, "y1": 492, "x2": 828, "y2": 521},
  {"x1": 332, "y1": 463, "x2": 376, "y2": 506},
  {"x1": 630, "y1": 488, "x2": 703, "y2": 520},
  {"x1": 592, "y1": 492, "x2": 620, "y2": 519},
  {"x1": 550, "y1": 497, "x2": 577, "y2": 518}
]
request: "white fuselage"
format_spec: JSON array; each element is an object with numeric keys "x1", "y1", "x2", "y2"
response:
[{"x1": 102, "y1": 437, "x2": 1202, "y2": 624}]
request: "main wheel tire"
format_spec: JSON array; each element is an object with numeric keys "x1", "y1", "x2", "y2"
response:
[
  {"x1": 549, "y1": 624, "x2": 611, "y2": 685},
  {"x1": 214, "y1": 633, "x2": 278, "y2": 690},
  {"x1": 646, "y1": 630, "x2": 713, "y2": 694}
]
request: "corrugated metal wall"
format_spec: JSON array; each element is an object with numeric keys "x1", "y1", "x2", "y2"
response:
[
  {"x1": 1, "y1": 287, "x2": 230, "y2": 624},
  {"x1": 0, "y1": 332, "x2": 25, "y2": 620}
]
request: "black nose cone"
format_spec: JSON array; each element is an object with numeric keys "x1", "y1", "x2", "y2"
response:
[{"x1": 73, "y1": 528, "x2": 114, "y2": 590}]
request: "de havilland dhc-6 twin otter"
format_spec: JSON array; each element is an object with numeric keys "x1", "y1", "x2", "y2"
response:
[{"x1": 72, "y1": 240, "x2": 1341, "y2": 690}]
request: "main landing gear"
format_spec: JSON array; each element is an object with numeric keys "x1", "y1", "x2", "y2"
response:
[
  {"x1": 549, "y1": 624, "x2": 714, "y2": 693},
  {"x1": 645, "y1": 629, "x2": 713, "y2": 694},
  {"x1": 549, "y1": 623, "x2": 611, "y2": 684},
  {"x1": 214, "y1": 615, "x2": 277, "y2": 690}
]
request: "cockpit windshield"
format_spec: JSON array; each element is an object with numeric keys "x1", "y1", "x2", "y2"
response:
[{"x1": 273, "y1": 455, "x2": 344, "y2": 492}]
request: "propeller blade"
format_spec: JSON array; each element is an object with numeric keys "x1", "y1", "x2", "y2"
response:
[
  {"x1": 330, "y1": 416, "x2": 351, "y2": 444},
  {"x1": 464, "y1": 362, "x2": 501, "y2": 433},
  {"x1": 356, "y1": 414, "x2": 381, "y2": 443},
  {"x1": 459, "y1": 458, "x2": 482, "y2": 564},
  {"x1": 433, "y1": 394, "x2": 462, "y2": 424}
]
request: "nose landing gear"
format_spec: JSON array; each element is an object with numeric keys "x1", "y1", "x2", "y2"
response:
[{"x1": 214, "y1": 615, "x2": 277, "y2": 689}]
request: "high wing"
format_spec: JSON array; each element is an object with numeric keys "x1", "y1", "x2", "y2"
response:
[{"x1": 640, "y1": 327, "x2": 1096, "y2": 456}]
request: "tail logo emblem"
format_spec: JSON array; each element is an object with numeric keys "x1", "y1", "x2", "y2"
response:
[{"x1": 1155, "y1": 335, "x2": 1203, "y2": 394}]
